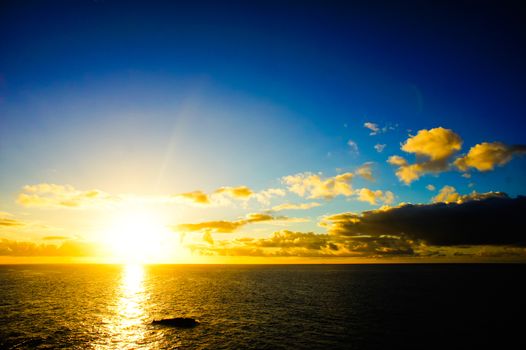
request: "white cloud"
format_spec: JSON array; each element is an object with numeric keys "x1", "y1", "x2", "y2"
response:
[
  {"x1": 374, "y1": 144, "x2": 386, "y2": 153},
  {"x1": 364, "y1": 122, "x2": 380, "y2": 135}
]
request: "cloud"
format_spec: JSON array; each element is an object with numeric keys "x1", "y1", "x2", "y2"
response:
[
  {"x1": 355, "y1": 163, "x2": 375, "y2": 181},
  {"x1": 388, "y1": 127, "x2": 463, "y2": 184},
  {"x1": 271, "y1": 202, "x2": 321, "y2": 211},
  {"x1": 374, "y1": 144, "x2": 386, "y2": 153},
  {"x1": 282, "y1": 172, "x2": 354, "y2": 199},
  {"x1": 253, "y1": 188, "x2": 286, "y2": 205},
  {"x1": 432, "y1": 185, "x2": 460, "y2": 203},
  {"x1": 0, "y1": 238, "x2": 98, "y2": 257},
  {"x1": 402, "y1": 127, "x2": 463, "y2": 160},
  {"x1": 321, "y1": 194, "x2": 526, "y2": 246},
  {"x1": 42, "y1": 236, "x2": 70, "y2": 241},
  {"x1": 174, "y1": 190, "x2": 211, "y2": 205},
  {"x1": 174, "y1": 186, "x2": 285, "y2": 206},
  {"x1": 188, "y1": 230, "x2": 416, "y2": 258},
  {"x1": 175, "y1": 212, "x2": 309, "y2": 245},
  {"x1": 355, "y1": 188, "x2": 395, "y2": 206},
  {"x1": 347, "y1": 139, "x2": 359, "y2": 155},
  {"x1": 454, "y1": 142, "x2": 526, "y2": 172},
  {"x1": 174, "y1": 185, "x2": 274, "y2": 207},
  {"x1": 364, "y1": 122, "x2": 380, "y2": 135},
  {"x1": 0, "y1": 217, "x2": 25, "y2": 227},
  {"x1": 432, "y1": 186, "x2": 508, "y2": 204},
  {"x1": 387, "y1": 155, "x2": 407, "y2": 166},
  {"x1": 17, "y1": 183, "x2": 118, "y2": 208},
  {"x1": 214, "y1": 186, "x2": 253, "y2": 199},
  {"x1": 426, "y1": 184, "x2": 436, "y2": 191},
  {"x1": 175, "y1": 213, "x2": 284, "y2": 235},
  {"x1": 190, "y1": 230, "x2": 415, "y2": 258},
  {"x1": 364, "y1": 122, "x2": 397, "y2": 136}
]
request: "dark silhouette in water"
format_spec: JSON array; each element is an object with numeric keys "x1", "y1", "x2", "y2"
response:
[{"x1": 152, "y1": 317, "x2": 199, "y2": 328}]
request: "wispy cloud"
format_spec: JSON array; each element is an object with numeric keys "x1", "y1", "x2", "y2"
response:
[
  {"x1": 271, "y1": 202, "x2": 321, "y2": 211},
  {"x1": 364, "y1": 122, "x2": 380, "y2": 135},
  {"x1": 0, "y1": 217, "x2": 26, "y2": 227},
  {"x1": 174, "y1": 213, "x2": 297, "y2": 244},
  {"x1": 17, "y1": 184, "x2": 119, "y2": 208},
  {"x1": 347, "y1": 139, "x2": 359, "y2": 155},
  {"x1": 355, "y1": 162, "x2": 375, "y2": 181},
  {"x1": 374, "y1": 143, "x2": 386, "y2": 153},
  {"x1": 364, "y1": 122, "x2": 397, "y2": 135},
  {"x1": 174, "y1": 190, "x2": 211, "y2": 206},
  {"x1": 174, "y1": 186, "x2": 285, "y2": 207}
]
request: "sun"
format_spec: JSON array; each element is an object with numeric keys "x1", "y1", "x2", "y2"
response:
[{"x1": 102, "y1": 210, "x2": 176, "y2": 264}]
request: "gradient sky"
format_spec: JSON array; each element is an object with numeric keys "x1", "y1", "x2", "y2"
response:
[{"x1": 1, "y1": 0, "x2": 525, "y2": 263}]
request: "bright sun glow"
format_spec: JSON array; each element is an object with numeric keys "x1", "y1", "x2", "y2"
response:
[{"x1": 103, "y1": 210, "x2": 179, "y2": 264}]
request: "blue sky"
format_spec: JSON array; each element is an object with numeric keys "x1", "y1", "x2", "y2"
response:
[{"x1": 1, "y1": 0, "x2": 525, "y2": 262}]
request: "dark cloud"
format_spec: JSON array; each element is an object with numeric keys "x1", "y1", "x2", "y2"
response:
[
  {"x1": 322, "y1": 195, "x2": 526, "y2": 246},
  {"x1": 188, "y1": 230, "x2": 416, "y2": 258}
]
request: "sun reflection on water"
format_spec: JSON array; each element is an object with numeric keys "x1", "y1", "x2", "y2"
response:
[{"x1": 99, "y1": 263, "x2": 150, "y2": 349}]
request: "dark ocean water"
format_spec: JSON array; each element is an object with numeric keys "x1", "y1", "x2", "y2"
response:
[{"x1": 0, "y1": 264, "x2": 524, "y2": 349}]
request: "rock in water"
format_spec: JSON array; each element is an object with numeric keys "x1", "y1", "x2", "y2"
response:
[{"x1": 152, "y1": 317, "x2": 199, "y2": 328}]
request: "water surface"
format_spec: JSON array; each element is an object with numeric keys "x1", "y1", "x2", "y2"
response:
[{"x1": 1, "y1": 264, "x2": 524, "y2": 349}]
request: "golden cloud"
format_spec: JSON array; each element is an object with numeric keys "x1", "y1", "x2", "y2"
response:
[
  {"x1": 387, "y1": 155, "x2": 408, "y2": 166},
  {"x1": 454, "y1": 142, "x2": 526, "y2": 172},
  {"x1": 402, "y1": 127, "x2": 463, "y2": 160},
  {"x1": 432, "y1": 186, "x2": 508, "y2": 204},
  {"x1": 355, "y1": 188, "x2": 395, "y2": 206},
  {"x1": 42, "y1": 236, "x2": 70, "y2": 241},
  {"x1": 176, "y1": 212, "x2": 281, "y2": 234},
  {"x1": 432, "y1": 185, "x2": 460, "y2": 203},
  {"x1": 0, "y1": 238, "x2": 99, "y2": 257},
  {"x1": 271, "y1": 202, "x2": 321, "y2": 211},
  {"x1": 282, "y1": 172, "x2": 354, "y2": 199},
  {"x1": 173, "y1": 190, "x2": 211, "y2": 205},
  {"x1": 174, "y1": 186, "x2": 284, "y2": 206},
  {"x1": 0, "y1": 217, "x2": 26, "y2": 227},
  {"x1": 214, "y1": 186, "x2": 253, "y2": 198},
  {"x1": 17, "y1": 183, "x2": 117, "y2": 208},
  {"x1": 389, "y1": 127, "x2": 463, "y2": 184},
  {"x1": 355, "y1": 163, "x2": 375, "y2": 181},
  {"x1": 253, "y1": 188, "x2": 286, "y2": 205}
]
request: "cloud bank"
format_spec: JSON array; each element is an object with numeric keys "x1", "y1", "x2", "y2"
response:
[{"x1": 322, "y1": 194, "x2": 525, "y2": 246}]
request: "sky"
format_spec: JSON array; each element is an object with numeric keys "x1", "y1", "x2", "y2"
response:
[{"x1": 1, "y1": 0, "x2": 525, "y2": 263}]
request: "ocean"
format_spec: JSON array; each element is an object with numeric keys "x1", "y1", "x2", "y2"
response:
[{"x1": 1, "y1": 264, "x2": 524, "y2": 349}]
